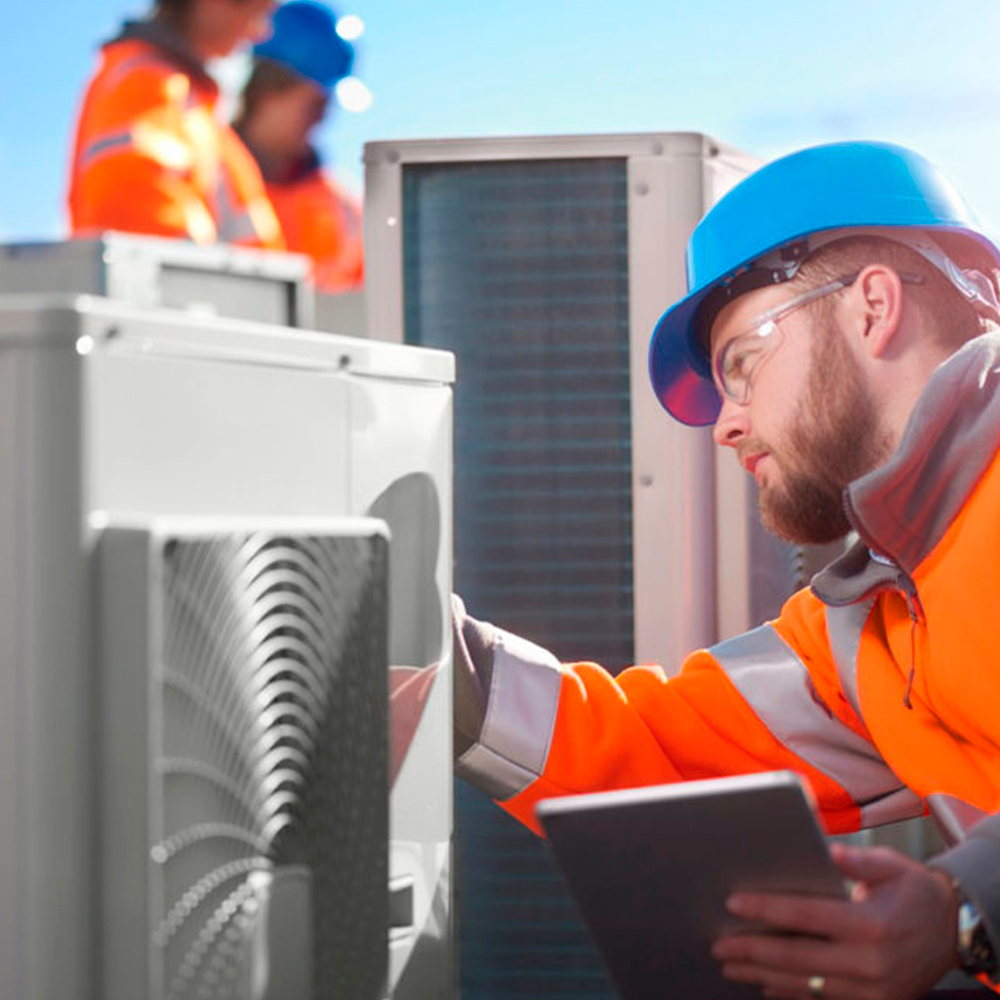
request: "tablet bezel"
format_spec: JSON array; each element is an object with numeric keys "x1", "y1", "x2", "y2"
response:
[{"x1": 536, "y1": 771, "x2": 847, "y2": 1000}]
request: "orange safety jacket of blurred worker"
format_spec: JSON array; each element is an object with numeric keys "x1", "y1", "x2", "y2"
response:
[
  {"x1": 259, "y1": 148, "x2": 364, "y2": 293},
  {"x1": 68, "y1": 21, "x2": 284, "y2": 250}
]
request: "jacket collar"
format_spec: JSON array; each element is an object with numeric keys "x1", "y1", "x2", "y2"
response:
[
  {"x1": 233, "y1": 133, "x2": 323, "y2": 184},
  {"x1": 109, "y1": 19, "x2": 217, "y2": 92},
  {"x1": 813, "y1": 330, "x2": 1000, "y2": 604}
]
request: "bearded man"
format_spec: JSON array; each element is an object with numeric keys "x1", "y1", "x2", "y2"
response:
[{"x1": 453, "y1": 142, "x2": 1000, "y2": 1000}]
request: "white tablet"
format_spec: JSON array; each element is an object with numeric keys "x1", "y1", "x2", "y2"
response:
[{"x1": 535, "y1": 770, "x2": 847, "y2": 1000}]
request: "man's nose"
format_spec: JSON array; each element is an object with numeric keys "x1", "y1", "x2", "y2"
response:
[{"x1": 712, "y1": 396, "x2": 749, "y2": 449}]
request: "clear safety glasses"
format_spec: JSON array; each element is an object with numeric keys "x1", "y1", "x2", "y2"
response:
[{"x1": 712, "y1": 271, "x2": 924, "y2": 405}]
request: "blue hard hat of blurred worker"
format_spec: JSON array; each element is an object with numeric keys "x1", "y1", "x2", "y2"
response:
[
  {"x1": 648, "y1": 141, "x2": 1000, "y2": 427},
  {"x1": 254, "y1": 0, "x2": 355, "y2": 92}
]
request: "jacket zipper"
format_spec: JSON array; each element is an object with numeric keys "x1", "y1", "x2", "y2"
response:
[
  {"x1": 898, "y1": 575, "x2": 924, "y2": 710},
  {"x1": 841, "y1": 492, "x2": 925, "y2": 708}
]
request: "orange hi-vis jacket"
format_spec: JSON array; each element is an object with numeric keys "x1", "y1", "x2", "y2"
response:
[
  {"x1": 260, "y1": 150, "x2": 364, "y2": 293},
  {"x1": 455, "y1": 331, "x2": 1000, "y2": 952},
  {"x1": 68, "y1": 22, "x2": 284, "y2": 250}
]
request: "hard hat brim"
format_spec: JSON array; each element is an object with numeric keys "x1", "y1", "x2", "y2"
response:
[
  {"x1": 646, "y1": 141, "x2": 1000, "y2": 429},
  {"x1": 648, "y1": 288, "x2": 721, "y2": 428}
]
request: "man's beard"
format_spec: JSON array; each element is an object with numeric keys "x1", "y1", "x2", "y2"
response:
[{"x1": 751, "y1": 319, "x2": 892, "y2": 545}]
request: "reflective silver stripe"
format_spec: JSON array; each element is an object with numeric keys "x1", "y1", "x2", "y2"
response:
[
  {"x1": 456, "y1": 742, "x2": 538, "y2": 801},
  {"x1": 825, "y1": 600, "x2": 874, "y2": 717},
  {"x1": 79, "y1": 130, "x2": 133, "y2": 169},
  {"x1": 711, "y1": 624, "x2": 913, "y2": 814},
  {"x1": 103, "y1": 52, "x2": 166, "y2": 90},
  {"x1": 861, "y1": 786, "x2": 924, "y2": 827},
  {"x1": 214, "y1": 173, "x2": 259, "y2": 243},
  {"x1": 455, "y1": 628, "x2": 562, "y2": 800}
]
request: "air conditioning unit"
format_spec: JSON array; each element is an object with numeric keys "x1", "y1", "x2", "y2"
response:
[
  {"x1": 0, "y1": 234, "x2": 314, "y2": 328},
  {"x1": 98, "y1": 519, "x2": 390, "y2": 1000},
  {"x1": 363, "y1": 131, "x2": 839, "y2": 999},
  {"x1": 0, "y1": 282, "x2": 454, "y2": 1000}
]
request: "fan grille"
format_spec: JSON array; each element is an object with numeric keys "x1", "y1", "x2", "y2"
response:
[{"x1": 152, "y1": 531, "x2": 388, "y2": 999}]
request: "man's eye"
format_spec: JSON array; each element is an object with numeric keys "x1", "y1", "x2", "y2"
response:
[{"x1": 724, "y1": 344, "x2": 762, "y2": 380}]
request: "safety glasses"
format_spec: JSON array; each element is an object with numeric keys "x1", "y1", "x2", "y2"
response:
[{"x1": 712, "y1": 271, "x2": 923, "y2": 405}]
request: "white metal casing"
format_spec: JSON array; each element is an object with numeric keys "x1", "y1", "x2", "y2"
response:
[
  {"x1": 0, "y1": 292, "x2": 454, "y2": 1000},
  {"x1": 363, "y1": 130, "x2": 808, "y2": 667},
  {"x1": 0, "y1": 234, "x2": 315, "y2": 329}
]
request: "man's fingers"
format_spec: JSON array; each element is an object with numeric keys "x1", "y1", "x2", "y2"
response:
[
  {"x1": 713, "y1": 930, "x2": 879, "y2": 981},
  {"x1": 725, "y1": 891, "x2": 867, "y2": 940},
  {"x1": 828, "y1": 842, "x2": 914, "y2": 885},
  {"x1": 721, "y1": 962, "x2": 876, "y2": 1000}
]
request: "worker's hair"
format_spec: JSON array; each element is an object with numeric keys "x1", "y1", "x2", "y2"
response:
[
  {"x1": 237, "y1": 58, "x2": 305, "y2": 121},
  {"x1": 792, "y1": 234, "x2": 990, "y2": 350},
  {"x1": 155, "y1": 0, "x2": 262, "y2": 16}
]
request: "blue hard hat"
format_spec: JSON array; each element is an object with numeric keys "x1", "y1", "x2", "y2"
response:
[
  {"x1": 254, "y1": 1, "x2": 355, "y2": 92},
  {"x1": 648, "y1": 141, "x2": 1000, "y2": 427}
]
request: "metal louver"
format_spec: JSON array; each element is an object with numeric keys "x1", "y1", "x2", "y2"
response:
[
  {"x1": 99, "y1": 524, "x2": 389, "y2": 1000},
  {"x1": 402, "y1": 157, "x2": 634, "y2": 669},
  {"x1": 401, "y1": 156, "x2": 631, "y2": 1000}
]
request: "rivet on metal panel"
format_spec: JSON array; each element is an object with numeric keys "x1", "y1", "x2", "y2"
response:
[
  {"x1": 709, "y1": 145, "x2": 720, "y2": 157},
  {"x1": 639, "y1": 474, "x2": 654, "y2": 487},
  {"x1": 387, "y1": 149, "x2": 400, "y2": 164},
  {"x1": 635, "y1": 181, "x2": 650, "y2": 197},
  {"x1": 105, "y1": 325, "x2": 121, "y2": 340},
  {"x1": 651, "y1": 142, "x2": 664, "y2": 155},
  {"x1": 338, "y1": 354, "x2": 351, "y2": 369}
]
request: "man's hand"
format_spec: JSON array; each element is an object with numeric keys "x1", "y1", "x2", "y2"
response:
[{"x1": 711, "y1": 842, "x2": 960, "y2": 1000}]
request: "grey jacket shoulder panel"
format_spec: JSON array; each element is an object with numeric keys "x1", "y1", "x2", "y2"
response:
[{"x1": 844, "y1": 332, "x2": 1000, "y2": 574}]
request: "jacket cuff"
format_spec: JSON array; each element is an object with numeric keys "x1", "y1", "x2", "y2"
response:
[
  {"x1": 452, "y1": 605, "x2": 562, "y2": 801},
  {"x1": 932, "y1": 815, "x2": 1000, "y2": 979},
  {"x1": 451, "y1": 594, "x2": 490, "y2": 757}
]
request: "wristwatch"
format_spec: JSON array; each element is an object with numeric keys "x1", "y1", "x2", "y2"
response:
[{"x1": 956, "y1": 893, "x2": 999, "y2": 978}]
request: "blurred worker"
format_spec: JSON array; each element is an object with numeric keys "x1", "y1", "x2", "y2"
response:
[
  {"x1": 68, "y1": 0, "x2": 284, "y2": 249},
  {"x1": 234, "y1": 0, "x2": 364, "y2": 292},
  {"x1": 455, "y1": 142, "x2": 1000, "y2": 998}
]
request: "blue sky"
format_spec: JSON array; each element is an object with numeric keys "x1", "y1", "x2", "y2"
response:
[{"x1": 4, "y1": 1, "x2": 1000, "y2": 241}]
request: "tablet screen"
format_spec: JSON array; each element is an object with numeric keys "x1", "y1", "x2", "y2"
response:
[{"x1": 536, "y1": 771, "x2": 846, "y2": 1000}]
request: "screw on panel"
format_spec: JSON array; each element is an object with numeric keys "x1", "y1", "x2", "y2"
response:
[
  {"x1": 635, "y1": 182, "x2": 650, "y2": 197},
  {"x1": 338, "y1": 354, "x2": 351, "y2": 370},
  {"x1": 651, "y1": 142, "x2": 664, "y2": 155}
]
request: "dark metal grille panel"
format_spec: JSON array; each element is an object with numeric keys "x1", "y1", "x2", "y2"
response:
[
  {"x1": 403, "y1": 157, "x2": 632, "y2": 999},
  {"x1": 154, "y1": 531, "x2": 388, "y2": 1000}
]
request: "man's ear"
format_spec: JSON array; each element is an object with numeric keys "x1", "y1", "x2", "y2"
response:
[{"x1": 853, "y1": 264, "x2": 905, "y2": 359}]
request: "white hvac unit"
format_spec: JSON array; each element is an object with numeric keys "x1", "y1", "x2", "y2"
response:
[
  {"x1": 98, "y1": 519, "x2": 391, "y2": 1000},
  {"x1": 0, "y1": 273, "x2": 454, "y2": 999},
  {"x1": 0, "y1": 234, "x2": 314, "y2": 328},
  {"x1": 363, "y1": 131, "x2": 842, "y2": 1000},
  {"x1": 363, "y1": 130, "x2": 823, "y2": 669}
]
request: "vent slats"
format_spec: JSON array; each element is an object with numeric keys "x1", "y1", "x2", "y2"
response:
[{"x1": 404, "y1": 157, "x2": 631, "y2": 1000}]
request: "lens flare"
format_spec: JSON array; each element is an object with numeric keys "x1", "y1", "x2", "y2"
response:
[
  {"x1": 336, "y1": 15, "x2": 365, "y2": 41},
  {"x1": 335, "y1": 76, "x2": 373, "y2": 113}
]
